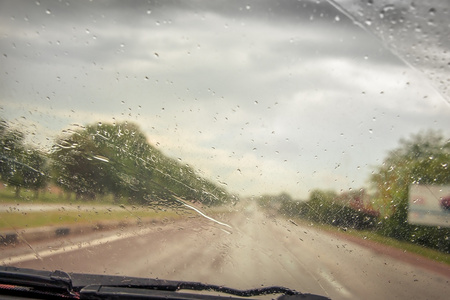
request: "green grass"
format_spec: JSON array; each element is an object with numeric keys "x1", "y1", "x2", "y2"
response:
[
  {"x1": 342, "y1": 228, "x2": 450, "y2": 265},
  {"x1": 0, "y1": 186, "x2": 125, "y2": 205},
  {"x1": 295, "y1": 218, "x2": 450, "y2": 265},
  {"x1": 0, "y1": 185, "x2": 233, "y2": 231},
  {"x1": 0, "y1": 209, "x2": 182, "y2": 231},
  {"x1": 0, "y1": 185, "x2": 193, "y2": 230}
]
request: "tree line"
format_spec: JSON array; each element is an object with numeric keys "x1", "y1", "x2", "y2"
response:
[
  {"x1": 1, "y1": 117, "x2": 449, "y2": 251},
  {"x1": 259, "y1": 130, "x2": 450, "y2": 253},
  {"x1": 0, "y1": 119, "x2": 234, "y2": 207}
]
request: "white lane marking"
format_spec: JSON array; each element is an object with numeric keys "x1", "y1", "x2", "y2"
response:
[
  {"x1": 1, "y1": 228, "x2": 154, "y2": 265},
  {"x1": 318, "y1": 268, "x2": 352, "y2": 298}
]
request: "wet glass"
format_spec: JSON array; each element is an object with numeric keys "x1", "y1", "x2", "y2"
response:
[{"x1": 0, "y1": 1, "x2": 449, "y2": 300}]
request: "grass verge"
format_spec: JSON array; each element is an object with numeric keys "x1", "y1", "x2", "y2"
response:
[
  {"x1": 341, "y1": 228, "x2": 450, "y2": 265},
  {"x1": 0, "y1": 186, "x2": 125, "y2": 205},
  {"x1": 0, "y1": 186, "x2": 234, "y2": 231},
  {"x1": 0, "y1": 209, "x2": 182, "y2": 231},
  {"x1": 297, "y1": 219, "x2": 450, "y2": 265}
]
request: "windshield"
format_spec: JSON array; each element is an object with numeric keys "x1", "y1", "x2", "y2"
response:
[{"x1": 1, "y1": 1, "x2": 449, "y2": 299}]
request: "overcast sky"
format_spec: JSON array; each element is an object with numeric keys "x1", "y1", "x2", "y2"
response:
[{"x1": 1, "y1": 0, "x2": 449, "y2": 199}]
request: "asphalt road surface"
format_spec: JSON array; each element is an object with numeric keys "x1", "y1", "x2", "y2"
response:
[{"x1": 1, "y1": 204, "x2": 448, "y2": 300}]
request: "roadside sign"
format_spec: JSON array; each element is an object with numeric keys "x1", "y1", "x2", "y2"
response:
[{"x1": 408, "y1": 185, "x2": 450, "y2": 227}]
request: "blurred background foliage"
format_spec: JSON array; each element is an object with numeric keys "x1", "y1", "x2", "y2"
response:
[
  {"x1": 1, "y1": 117, "x2": 449, "y2": 252},
  {"x1": 259, "y1": 130, "x2": 449, "y2": 253},
  {"x1": 1, "y1": 119, "x2": 234, "y2": 207}
]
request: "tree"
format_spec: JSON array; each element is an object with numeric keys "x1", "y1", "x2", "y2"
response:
[
  {"x1": 21, "y1": 148, "x2": 48, "y2": 197},
  {"x1": 306, "y1": 189, "x2": 338, "y2": 224},
  {"x1": 371, "y1": 130, "x2": 450, "y2": 217},
  {"x1": 51, "y1": 122, "x2": 153, "y2": 200},
  {"x1": 0, "y1": 120, "x2": 48, "y2": 197},
  {"x1": 283, "y1": 189, "x2": 379, "y2": 230},
  {"x1": 370, "y1": 130, "x2": 450, "y2": 251},
  {"x1": 51, "y1": 121, "x2": 232, "y2": 206}
]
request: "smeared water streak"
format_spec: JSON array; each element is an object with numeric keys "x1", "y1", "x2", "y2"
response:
[{"x1": 174, "y1": 197, "x2": 232, "y2": 230}]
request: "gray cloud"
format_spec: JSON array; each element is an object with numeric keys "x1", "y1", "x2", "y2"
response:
[
  {"x1": 333, "y1": 0, "x2": 450, "y2": 102},
  {"x1": 1, "y1": 0, "x2": 449, "y2": 198}
]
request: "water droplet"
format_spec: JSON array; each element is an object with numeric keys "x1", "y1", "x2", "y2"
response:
[
  {"x1": 365, "y1": 19, "x2": 372, "y2": 26},
  {"x1": 245, "y1": 5, "x2": 251, "y2": 10},
  {"x1": 85, "y1": 28, "x2": 90, "y2": 34},
  {"x1": 381, "y1": 4, "x2": 395, "y2": 14},
  {"x1": 335, "y1": 15, "x2": 340, "y2": 22},
  {"x1": 369, "y1": 129, "x2": 373, "y2": 134},
  {"x1": 45, "y1": 9, "x2": 51, "y2": 15},
  {"x1": 147, "y1": 9, "x2": 152, "y2": 15},
  {"x1": 154, "y1": 52, "x2": 159, "y2": 58},
  {"x1": 428, "y1": 8, "x2": 436, "y2": 16}
]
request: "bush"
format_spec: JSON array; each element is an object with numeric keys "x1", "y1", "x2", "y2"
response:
[
  {"x1": 285, "y1": 197, "x2": 378, "y2": 230},
  {"x1": 377, "y1": 203, "x2": 450, "y2": 253}
]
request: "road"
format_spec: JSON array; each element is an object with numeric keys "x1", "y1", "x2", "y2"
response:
[{"x1": 1, "y1": 203, "x2": 449, "y2": 300}]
